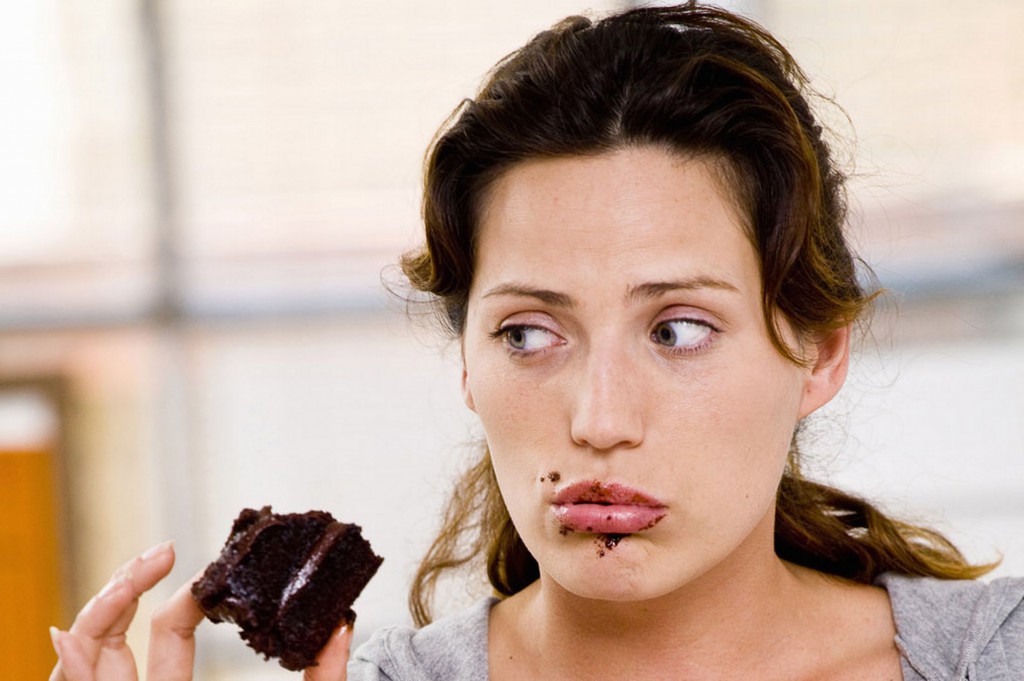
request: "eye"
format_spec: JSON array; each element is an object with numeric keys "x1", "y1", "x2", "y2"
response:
[
  {"x1": 497, "y1": 325, "x2": 563, "y2": 354},
  {"x1": 651, "y1": 319, "x2": 713, "y2": 351}
]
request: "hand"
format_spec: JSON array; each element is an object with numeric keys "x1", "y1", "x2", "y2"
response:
[
  {"x1": 48, "y1": 542, "x2": 353, "y2": 680},
  {"x1": 48, "y1": 540, "x2": 200, "y2": 681}
]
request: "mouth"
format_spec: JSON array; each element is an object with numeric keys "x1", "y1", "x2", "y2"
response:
[{"x1": 551, "y1": 481, "x2": 667, "y2": 535}]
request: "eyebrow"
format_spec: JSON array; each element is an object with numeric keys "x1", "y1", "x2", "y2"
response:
[
  {"x1": 481, "y1": 283, "x2": 576, "y2": 308},
  {"x1": 480, "y1": 277, "x2": 740, "y2": 308},
  {"x1": 626, "y1": 277, "x2": 740, "y2": 304}
]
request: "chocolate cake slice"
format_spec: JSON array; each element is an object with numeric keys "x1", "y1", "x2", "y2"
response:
[{"x1": 191, "y1": 506, "x2": 383, "y2": 670}]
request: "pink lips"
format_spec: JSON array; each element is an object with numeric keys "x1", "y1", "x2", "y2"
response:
[{"x1": 552, "y1": 481, "x2": 667, "y2": 534}]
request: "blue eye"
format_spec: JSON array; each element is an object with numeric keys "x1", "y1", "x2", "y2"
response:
[
  {"x1": 501, "y1": 325, "x2": 560, "y2": 352},
  {"x1": 651, "y1": 319, "x2": 712, "y2": 350}
]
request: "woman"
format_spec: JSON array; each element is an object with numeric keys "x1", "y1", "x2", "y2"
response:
[{"x1": 50, "y1": 4, "x2": 1023, "y2": 680}]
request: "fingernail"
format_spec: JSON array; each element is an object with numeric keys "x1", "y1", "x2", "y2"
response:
[
  {"x1": 141, "y1": 539, "x2": 174, "y2": 561},
  {"x1": 49, "y1": 626, "x2": 63, "y2": 655},
  {"x1": 335, "y1": 623, "x2": 353, "y2": 649}
]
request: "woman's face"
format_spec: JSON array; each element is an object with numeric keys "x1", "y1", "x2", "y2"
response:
[{"x1": 461, "y1": 147, "x2": 846, "y2": 602}]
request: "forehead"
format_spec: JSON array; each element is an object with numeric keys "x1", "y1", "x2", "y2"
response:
[
  {"x1": 472, "y1": 147, "x2": 758, "y2": 292},
  {"x1": 479, "y1": 146, "x2": 749, "y2": 230}
]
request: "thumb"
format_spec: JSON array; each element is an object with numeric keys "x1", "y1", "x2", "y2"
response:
[{"x1": 304, "y1": 623, "x2": 353, "y2": 681}]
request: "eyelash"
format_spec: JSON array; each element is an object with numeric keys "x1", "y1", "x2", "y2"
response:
[
  {"x1": 649, "y1": 317, "x2": 718, "y2": 355},
  {"x1": 490, "y1": 317, "x2": 719, "y2": 357},
  {"x1": 490, "y1": 324, "x2": 562, "y2": 357}
]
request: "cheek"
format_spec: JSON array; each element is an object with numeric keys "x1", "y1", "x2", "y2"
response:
[
  {"x1": 466, "y1": 352, "x2": 560, "y2": 444},
  {"x1": 672, "y1": 358, "x2": 802, "y2": 497},
  {"x1": 467, "y1": 369, "x2": 516, "y2": 435},
  {"x1": 719, "y1": 349, "x2": 805, "y2": 442},
  {"x1": 465, "y1": 366, "x2": 562, "y2": 526}
]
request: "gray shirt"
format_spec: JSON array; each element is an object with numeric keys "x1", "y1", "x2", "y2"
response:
[{"x1": 350, "y1": 573, "x2": 1024, "y2": 680}]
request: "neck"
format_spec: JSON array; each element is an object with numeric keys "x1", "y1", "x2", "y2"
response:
[
  {"x1": 576, "y1": 561, "x2": 796, "y2": 650},
  {"x1": 494, "y1": 547, "x2": 823, "y2": 680}
]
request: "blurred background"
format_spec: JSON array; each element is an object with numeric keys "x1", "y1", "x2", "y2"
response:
[{"x1": 1, "y1": 0, "x2": 1021, "y2": 678}]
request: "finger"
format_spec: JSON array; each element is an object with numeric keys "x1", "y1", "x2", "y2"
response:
[
  {"x1": 304, "y1": 623, "x2": 353, "y2": 681},
  {"x1": 49, "y1": 627, "x2": 97, "y2": 681},
  {"x1": 145, "y1": 571, "x2": 206, "y2": 681},
  {"x1": 79, "y1": 629, "x2": 141, "y2": 681},
  {"x1": 60, "y1": 540, "x2": 175, "y2": 678},
  {"x1": 71, "y1": 540, "x2": 176, "y2": 641},
  {"x1": 48, "y1": 627, "x2": 72, "y2": 681}
]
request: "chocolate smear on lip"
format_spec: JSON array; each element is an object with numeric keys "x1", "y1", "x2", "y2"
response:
[
  {"x1": 568, "y1": 481, "x2": 658, "y2": 505},
  {"x1": 640, "y1": 515, "x2": 665, "y2": 531}
]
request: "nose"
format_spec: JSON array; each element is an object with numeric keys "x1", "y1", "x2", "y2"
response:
[{"x1": 569, "y1": 343, "x2": 645, "y2": 452}]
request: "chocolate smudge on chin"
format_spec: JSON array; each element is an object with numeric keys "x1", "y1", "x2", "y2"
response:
[
  {"x1": 595, "y1": 533, "x2": 627, "y2": 557},
  {"x1": 604, "y1": 534, "x2": 625, "y2": 549}
]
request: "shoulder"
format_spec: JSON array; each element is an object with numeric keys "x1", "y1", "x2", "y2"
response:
[
  {"x1": 347, "y1": 597, "x2": 497, "y2": 681},
  {"x1": 876, "y1": 572, "x2": 1024, "y2": 679}
]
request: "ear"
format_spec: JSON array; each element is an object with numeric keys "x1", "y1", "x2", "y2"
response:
[
  {"x1": 461, "y1": 354, "x2": 477, "y2": 412},
  {"x1": 797, "y1": 325, "x2": 850, "y2": 419}
]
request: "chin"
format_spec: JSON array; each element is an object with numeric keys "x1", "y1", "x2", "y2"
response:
[
  {"x1": 539, "y1": 534, "x2": 678, "y2": 603},
  {"x1": 550, "y1": 568, "x2": 675, "y2": 604}
]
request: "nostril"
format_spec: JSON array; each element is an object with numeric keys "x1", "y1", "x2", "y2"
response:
[{"x1": 570, "y1": 409, "x2": 644, "y2": 452}]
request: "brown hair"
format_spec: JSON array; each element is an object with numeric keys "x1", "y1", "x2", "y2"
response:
[{"x1": 402, "y1": 3, "x2": 993, "y2": 626}]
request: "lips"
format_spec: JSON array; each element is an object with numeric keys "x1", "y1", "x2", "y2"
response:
[{"x1": 552, "y1": 481, "x2": 667, "y2": 534}]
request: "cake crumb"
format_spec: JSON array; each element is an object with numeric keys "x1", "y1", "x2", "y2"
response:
[
  {"x1": 594, "y1": 534, "x2": 626, "y2": 556},
  {"x1": 604, "y1": 534, "x2": 624, "y2": 549}
]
